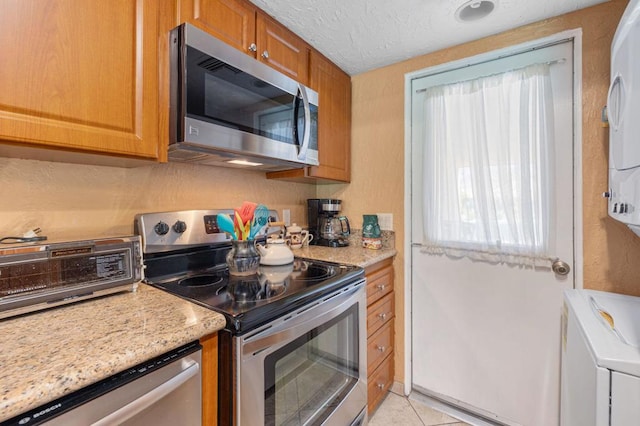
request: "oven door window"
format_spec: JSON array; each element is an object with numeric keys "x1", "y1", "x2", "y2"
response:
[
  {"x1": 186, "y1": 46, "x2": 311, "y2": 147},
  {"x1": 264, "y1": 304, "x2": 359, "y2": 426}
]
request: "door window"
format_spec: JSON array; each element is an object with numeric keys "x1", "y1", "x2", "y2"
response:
[{"x1": 412, "y1": 42, "x2": 571, "y2": 266}]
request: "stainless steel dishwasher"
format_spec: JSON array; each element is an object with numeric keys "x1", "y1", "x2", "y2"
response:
[{"x1": 2, "y1": 341, "x2": 202, "y2": 426}]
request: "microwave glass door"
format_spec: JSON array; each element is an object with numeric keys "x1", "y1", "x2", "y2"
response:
[
  {"x1": 263, "y1": 304, "x2": 360, "y2": 426},
  {"x1": 185, "y1": 46, "x2": 317, "y2": 151}
]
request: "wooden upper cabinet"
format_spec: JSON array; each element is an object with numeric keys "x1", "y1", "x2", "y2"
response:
[
  {"x1": 307, "y1": 51, "x2": 351, "y2": 182},
  {"x1": 177, "y1": 0, "x2": 256, "y2": 54},
  {"x1": 256, "y1": 12, "x2": 309, "y2": 85},
  {"x1": 0, "y1": 0, "x2": 169, "y2": 162},
  {"x1": 178, "y1": 0, "x2": 309, "y2": 85}
]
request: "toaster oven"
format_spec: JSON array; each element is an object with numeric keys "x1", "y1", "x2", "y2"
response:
[{"x1": 0, "y1": 236, "x2": 142, "y2": 319}]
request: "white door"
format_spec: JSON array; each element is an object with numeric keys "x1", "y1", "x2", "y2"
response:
[{"x1": 409, "y1": 39, "x2": 576, "y2": 426}]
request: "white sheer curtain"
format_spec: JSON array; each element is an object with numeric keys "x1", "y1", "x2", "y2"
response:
[{"x1": 421, "y1": 63, "x2": 556, "y2": 266}]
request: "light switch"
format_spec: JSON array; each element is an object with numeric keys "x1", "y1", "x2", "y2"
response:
[{"x1": 283, "y1": 209, "x2": 291, "y2": 226}]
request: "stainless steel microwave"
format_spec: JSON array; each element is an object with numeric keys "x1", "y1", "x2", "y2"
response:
[{"x1": 169, "y1": 23, "x2": 319, "y2": 171}]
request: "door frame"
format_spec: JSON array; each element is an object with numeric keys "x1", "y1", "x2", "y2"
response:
[{"x1": 402, "y1": 29, "x2": 584, "y2": 396}]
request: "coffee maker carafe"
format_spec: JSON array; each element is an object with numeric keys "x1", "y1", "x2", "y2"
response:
[{"x1": 307, "y1": 199, "x2": 351, "y2": 247}]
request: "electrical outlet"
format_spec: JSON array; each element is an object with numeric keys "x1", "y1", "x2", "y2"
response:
[
  {"x1": 283, "y1": 209, "x2": 291, "y2": 226},
  {"x1": 377, "y1": 213, "x2": 393, "y2": 231}
]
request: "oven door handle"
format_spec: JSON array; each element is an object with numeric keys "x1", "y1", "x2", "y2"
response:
[{"x1": 242, "y1": 282, "x2": 364, "y2": 356}]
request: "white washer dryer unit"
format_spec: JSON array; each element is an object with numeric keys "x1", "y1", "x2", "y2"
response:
[{"x1": 561, "y1": 289, "x2": 640, "y2": 426}]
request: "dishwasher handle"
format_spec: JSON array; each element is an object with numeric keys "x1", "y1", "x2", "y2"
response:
[{"x1": 92, "y1": 361, "x2": 200, "y2": 426}]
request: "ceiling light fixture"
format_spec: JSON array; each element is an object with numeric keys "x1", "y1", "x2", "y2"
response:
[{"x1": 455, "y1": 0, "x2": 496, "y2": 22}]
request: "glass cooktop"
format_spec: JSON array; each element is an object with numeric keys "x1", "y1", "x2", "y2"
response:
[{"x1": 144, "y1": 251, "x2": 364, "y2": 334}]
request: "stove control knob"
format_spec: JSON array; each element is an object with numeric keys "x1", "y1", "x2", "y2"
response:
[
  {"x1": 154, "y1": 221, "x2": 170, "y2": 235},
  {"x1": 173, "y1": 220, "x2": 187, "y2": 234}
]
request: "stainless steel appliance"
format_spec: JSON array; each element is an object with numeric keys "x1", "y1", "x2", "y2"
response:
[
  {"x1": 135, "y1": 209, "x2": 367, "y2": 425},
  {"x1": 0, "y1": 236, "x2": 142, "y2": 319},
  {"x1": 169, "y1": 23, "x2": 319, "y2": 171},
  {"x1": 2, "y1": 341, "x2": 202, "y2": 426},
  {"x1": 307, "y1": 199, "x2": 351, "y2": 247}
]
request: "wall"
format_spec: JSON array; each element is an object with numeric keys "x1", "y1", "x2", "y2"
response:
[
  {"x1": 0, "y1": 158, "x2": 315, "y2": 241},
  {"x1": 319, "y1": 0, "x2": 635, "y2": 385}
]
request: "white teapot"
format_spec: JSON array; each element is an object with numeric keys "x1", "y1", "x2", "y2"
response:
[{"x1": 257, "y1": 237, "x2": 294, "y2": 266}]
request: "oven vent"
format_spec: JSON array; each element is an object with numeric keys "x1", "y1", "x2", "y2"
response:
[{"x1": 198, "y1": 57, "x2": 241, "y2": 74}]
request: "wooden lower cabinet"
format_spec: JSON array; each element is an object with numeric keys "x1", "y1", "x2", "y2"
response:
[
  {"x1": 368, "y1": 351, "x2": 394, "y2": 416},
  {"x1": 365, "y1": 258, "x2": 395, "y2": 415},
  {"x1": 368, "y1": 319, "x2": 394, "y2": 374},
  {"x1": 201, "y1": 333, "x2": 218, "y2": 426}
]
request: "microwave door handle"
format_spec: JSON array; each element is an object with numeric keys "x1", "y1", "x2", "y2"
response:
[{"x1": 296, "y1": 84, "x2": 311, "y2": 161}]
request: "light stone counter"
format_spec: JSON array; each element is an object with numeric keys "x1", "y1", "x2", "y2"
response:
[
  {"x1": 292, "y1": 231, "x2": 397, "y2": 268},
  {"x1": 0, "y1": 284, "x2": 225, "y2": 422}
]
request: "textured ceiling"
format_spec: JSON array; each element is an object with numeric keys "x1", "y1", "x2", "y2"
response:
[{"x1": 248, "y1": 0, "x2": 609, "y2": 75}]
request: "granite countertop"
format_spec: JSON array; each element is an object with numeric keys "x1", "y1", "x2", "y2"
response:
[
  {"x1": 0, "y1": 284, "x2": 225, "y2": 422},
  {"x1": 292, "y1": 232, "x2": 397, "y2": 268},
  {"x1": 0, "y1": 232, "x2": 396, "y2": 422}
]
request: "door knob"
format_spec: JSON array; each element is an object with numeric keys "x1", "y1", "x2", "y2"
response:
[{"x1": 552, "y1": 259, "x2": 571, "y2": 276}]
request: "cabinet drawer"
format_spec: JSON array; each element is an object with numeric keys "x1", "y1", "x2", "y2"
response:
[
  {"x1": 368, "y1": 353, "x2": 394, "y2": 416},
  {"x1": 366, "y1": 264, "x2": 393, "y2": 306},
  {"x1": 367, "y1": 292, "x2": 394, "y2": 336},
  {"x1": 368, "y1": 319, "x2": 394, "y2": 374}
]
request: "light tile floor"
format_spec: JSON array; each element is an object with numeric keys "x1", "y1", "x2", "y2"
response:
[{"x1": 369, "y1": 391, "x2": 470, "y2": 426}]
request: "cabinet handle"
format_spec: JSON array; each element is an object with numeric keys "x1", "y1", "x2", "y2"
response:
[
  {"x1": 378, "y1": 312, "x2": 387, "y2": 320},
  {"x1": 377, "y1": 345, "x2": 386, "y2": 352},
  {"x1": 376, "y1": 284, "x2": 386, "y2": 291},
  {"x1": 377, "y1": 383, "x2": 385, "y2": 390},
  {"x1": 248, "y1": 43, "x2": 257, "y2": 52},
  {"x1": 262, "y1": 50, "x2": 269, "y2": 59}
]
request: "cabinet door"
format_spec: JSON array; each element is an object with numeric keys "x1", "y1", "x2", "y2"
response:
[
  {"x1": 307, "y1": 51, "x2": 351, "y2": 181},
  {"x1": 0, "y1": 0, "x2": 165, "y2": 160},
  {"x1": 256, "y1": 12, "x2": 309, "y2": 85},
  {"x1": 178, "y1": 0, "x2": 256, "y2": 55}
]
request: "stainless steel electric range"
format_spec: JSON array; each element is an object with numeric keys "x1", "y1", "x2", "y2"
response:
[{"x1": 135, "y1": 210, "x2": 368, "y2": 426}]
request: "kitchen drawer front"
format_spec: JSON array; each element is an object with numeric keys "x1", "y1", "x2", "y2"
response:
[
  {"x1": 368, "y1": 319, "x2": 394, "y2": 374},
  {"x1": 366, "y1": 264, "x2": 393, "y2": 306},
  {"x1": 367, "y1": 291, "x2": 394, "y2": 336},
  {"x1": 368, "y1": 353, "x2": 394, "y2": 416}
]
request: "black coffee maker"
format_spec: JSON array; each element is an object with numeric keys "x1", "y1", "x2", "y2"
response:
[{"x1": 307, "y1": 199, "x2": 351, "y2": 247}]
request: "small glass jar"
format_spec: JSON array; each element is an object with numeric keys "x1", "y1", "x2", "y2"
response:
[{"x1": 226, "y1": 240, "x2": 260, "y2": 276}]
